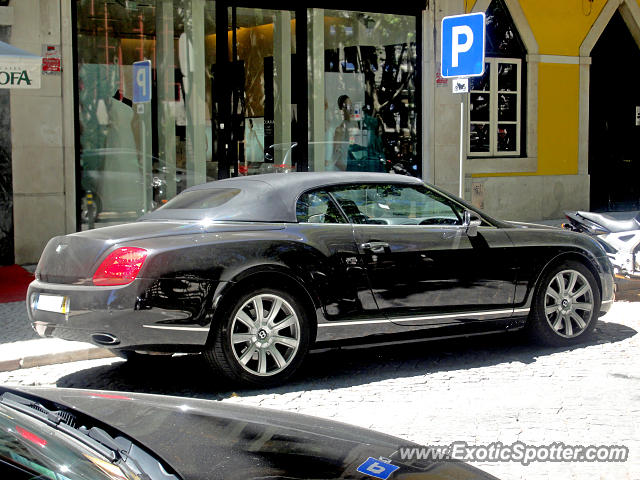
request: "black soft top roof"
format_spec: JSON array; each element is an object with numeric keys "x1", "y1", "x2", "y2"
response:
[{"x1": 141, "y1": 172, "x2": 424, "y2": 223}]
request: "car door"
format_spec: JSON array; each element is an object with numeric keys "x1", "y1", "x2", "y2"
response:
[
  {"x1": 328, "y1": 183, "x2": 517, "y2": 326},
  {"x1": 293, "y1": 189, "x2": 379, "y2": 323}
]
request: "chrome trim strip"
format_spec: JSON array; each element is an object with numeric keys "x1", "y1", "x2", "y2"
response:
[
  {"x1": 601, "y1": 300, "x2": 613, "y2": 305},
  {"x1": 317, "y1": 319, "x2": 391, "y2": 328},
  {"x1": 513, "y1": 308, "x2": 531, "y2": 314},
  {"x1": 142, "y1": 325, "x2": 210, "y2": 332},
  {"x1": 317, "y1": 329, "x2": 515, "y2": 351},
  {"x1": 318, "y1": 307, "x2": 528, "y2": 328},
  {"x1": 392, "y1": 309, "x2": 515, "y2": 323}
]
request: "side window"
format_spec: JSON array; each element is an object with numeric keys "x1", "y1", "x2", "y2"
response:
[
  {"x1": 330, "y1": 184, "x2": 464, "y2": 225},
  {"x1": 296, "y1": 190, "x2": 346, "y2": 224}
]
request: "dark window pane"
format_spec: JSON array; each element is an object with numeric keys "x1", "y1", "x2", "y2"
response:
[
  {"x1": 498, "y1": 93, "x2": 517, "y2": 121},
  {"x1": 497, "y1": 124, "x2": 517, "y2": 152},
  {"x1": 485, "y1": 0, "x2": 526, "y2": 57},
  {"x1": 498, "y1": 63, "x2": 518, "y2": 91},
  {"x1": 159, "y1": 189, "x2": 241, "y2": 210},
  {"x1": 470, "y1": 94, "x2": 491, "y2": 122},
  {"x1": 470, "y1": 124, "x2": 490, "y2": 152},
  {"x1": 469, "y1": 63, "x2": 490, "y2": 91}
]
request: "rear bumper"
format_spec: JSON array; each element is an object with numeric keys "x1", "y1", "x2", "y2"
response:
[{"x1": 26, "y1": 278, "x2": 220, "y2": 351}]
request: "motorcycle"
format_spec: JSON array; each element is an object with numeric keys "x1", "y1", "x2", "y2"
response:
[{"x1": 563, "y1": 210, "x2": 640, "y2": 280}]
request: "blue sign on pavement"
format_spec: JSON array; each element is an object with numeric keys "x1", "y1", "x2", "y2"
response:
[
  {"x1": 132, "y1": 60, "x2": 152, "y2": 104},
  {"x1": 356, "y1": 458, "x2": 400, "y2": 480},
  {"x1": 441, "y1": 12, "x2": 485, "y2": 78}
]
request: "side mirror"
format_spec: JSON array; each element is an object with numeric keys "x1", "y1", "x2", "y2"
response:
[{"x1": 464, "y1": 210, "x2": 482, "y2": 237}]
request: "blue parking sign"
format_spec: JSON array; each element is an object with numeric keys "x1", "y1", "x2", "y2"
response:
[
  {"x1": 356, "y1": 458, "x2": 400, "y2": 480},
  {"x1": 441, "y1": 12, "x2": 485, "y2": 78},
  {"x1": 133, "y1": 60, "x2": 152, "y2": 103}
]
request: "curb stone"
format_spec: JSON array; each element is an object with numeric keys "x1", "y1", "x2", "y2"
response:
[
  {"x1": 0, "y1": 344, "x2": 116, "y2": 373},
  {"x1": 19, "y1": 347, "x2": 116, "y2": 370}
]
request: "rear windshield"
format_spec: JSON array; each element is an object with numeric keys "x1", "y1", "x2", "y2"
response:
[{"x1": 158, "y1": 188, "x2": 241, "y2": 210}]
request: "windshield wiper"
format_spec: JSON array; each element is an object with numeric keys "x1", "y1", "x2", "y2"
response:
[
  {"x1": 0, "y1": 392, "x2": 118, "y2": 461},
  {"x1": 0, "y1": 392, "x2": 178, "y2": 480}
]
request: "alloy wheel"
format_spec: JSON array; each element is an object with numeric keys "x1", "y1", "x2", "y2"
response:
[
  {"x1": 230, "y1": 293, "x2": 301, "y2": 376},
  {"x1": 544, "y1": 269, "x2": 594, "y2": 338}
]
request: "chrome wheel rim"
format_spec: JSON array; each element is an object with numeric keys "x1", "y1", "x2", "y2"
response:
[
  {"x1": 230, "y1": 294, "x2": 300, "y2": 377},
  {"x1": 544, "y1": 269, "x2": 594, "y2": 338}
]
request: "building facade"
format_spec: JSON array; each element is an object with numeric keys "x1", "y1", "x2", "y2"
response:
[{"x1": 1, "y1": 0, "x2": 638, "y2": 264}]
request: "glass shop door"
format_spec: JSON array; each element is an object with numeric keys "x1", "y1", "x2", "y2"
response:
[{"x1": 214, "y1": 6, "x2": 298, "y2": 178}]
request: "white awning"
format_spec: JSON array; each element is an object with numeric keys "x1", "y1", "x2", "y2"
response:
[{"x1": 0, "y1": 40, "x2": 42, "y2": 89}]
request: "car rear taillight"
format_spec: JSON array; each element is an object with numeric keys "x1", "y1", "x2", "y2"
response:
[{"x1": 93, "y1": 247, "x2": 148, "y2": 286}]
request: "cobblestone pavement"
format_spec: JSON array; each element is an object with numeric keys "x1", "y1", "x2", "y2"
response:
[
  {"x1": 1, "y1": 301, "x2": 639, "y2": 480},
  {"x1": 0, "y1": 300, "x2": 38, "y2": 343}
]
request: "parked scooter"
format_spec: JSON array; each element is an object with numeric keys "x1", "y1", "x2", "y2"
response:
[{"x1": 563, "y1": 210, "x2": 640, "y2": 279}]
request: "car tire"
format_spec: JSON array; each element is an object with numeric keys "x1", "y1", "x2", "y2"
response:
[
  {"x1": 527, "y1": 260, "x2": 601, "y2": 346},
  {"x1": 204, "y1": 288, "x2": 311, "y2": 387}
]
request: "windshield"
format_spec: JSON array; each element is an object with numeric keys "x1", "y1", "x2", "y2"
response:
[{"x1": 0, "y1": 404, "x2": 125, "y2": 480}]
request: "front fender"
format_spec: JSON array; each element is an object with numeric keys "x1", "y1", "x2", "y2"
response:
[{"x1": 504, "y1": 227, "x2": 612, "y2": 309}]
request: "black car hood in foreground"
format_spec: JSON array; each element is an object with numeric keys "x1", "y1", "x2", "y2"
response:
[{"x1": 7, "y1": 386, "x2": 498, "y2": 480}]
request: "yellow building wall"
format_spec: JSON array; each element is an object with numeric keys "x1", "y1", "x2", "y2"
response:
[
  {"x1": 519, "y1": 0, "x2": 608, "y2": 55},
  {"x1": 537, "y1": 63, "x2": 580, "y2": 175},
  {"x1": 468, "y1": 0, "x2": 608, "y2": 55},
  {"x1": 468, "y1": 0, "x2": 614, "y2": 178}
]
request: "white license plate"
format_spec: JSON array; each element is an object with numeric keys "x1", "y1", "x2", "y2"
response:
[{"x1": 36, "y1": 295, "x2": 70, "y2": 314}]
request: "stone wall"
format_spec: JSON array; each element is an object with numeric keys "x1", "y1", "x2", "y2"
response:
[
  {"x1": 469, "y1": 174, "x2": 590, "y2": 222},
  {"x1": 10, "y1": 0, "x2": 75, "y2": 264}
]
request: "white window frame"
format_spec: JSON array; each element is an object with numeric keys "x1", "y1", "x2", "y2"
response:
[{"x1": 468, "y1": 57, "x2": 521, "y2": 157}]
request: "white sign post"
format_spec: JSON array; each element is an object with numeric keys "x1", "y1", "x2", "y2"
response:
[
  {"x1": 441, "y1": 13, "x2": 485, "y2": 198},
  {"x1": 133, "y1": 60, "x2": 153, "y2": 213}
]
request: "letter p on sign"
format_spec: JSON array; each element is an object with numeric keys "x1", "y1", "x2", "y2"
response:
[
  {"x1": 452, "y1": 25, "x2": 473, "y2": 67},
  {"x1": 441, "y1": 13, "x2": 485, "y2": 78},
  {"x1": 133, "y1": 60, "x2": 152, "y2": 103}
]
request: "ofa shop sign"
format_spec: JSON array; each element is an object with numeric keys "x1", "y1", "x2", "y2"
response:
[
  {"x1": 0, "y1": 40, "x2": 42, "y2": 89},
  {"x1": 0, "y1": 62, "x2": 41, "y2": 88}
]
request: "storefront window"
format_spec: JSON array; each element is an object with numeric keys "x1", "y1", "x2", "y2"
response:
[
  {"x1": 75, "y1": 1, "x2": 419, "y2": 230},
  {"x1": 306, "y1": 9, "x2": 418, "y2": 175},
  {"x1": 229, "y1": 7, "x2": 296, "y2": 176},
  {"x1": 76, "y1": 0, "x2": 217, "y2": 229}
]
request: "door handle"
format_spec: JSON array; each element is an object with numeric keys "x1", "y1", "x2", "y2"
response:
[{"x1": 361, "y1": 241, "x2": 389, "y2": 254}]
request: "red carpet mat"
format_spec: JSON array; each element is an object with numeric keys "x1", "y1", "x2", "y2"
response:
[{"x1": 0, "y1": 265, "x2": 35, "y2": 303}]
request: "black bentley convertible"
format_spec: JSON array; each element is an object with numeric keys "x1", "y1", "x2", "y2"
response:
[{"x1": 27, "y1": 172, "x2": 614, "y2": 386}]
